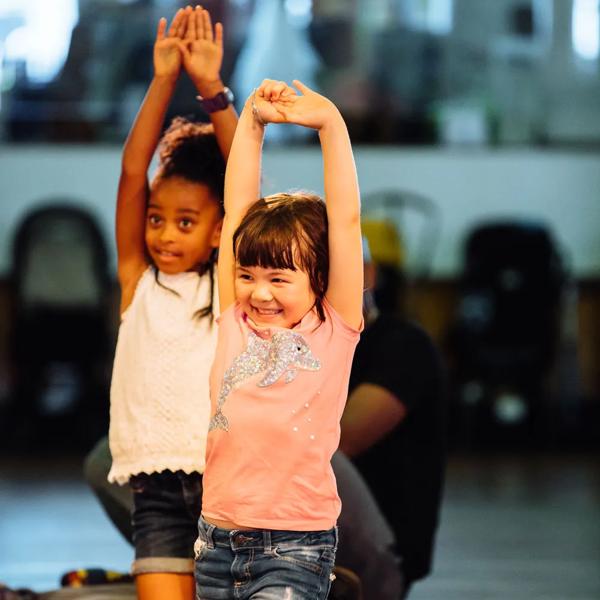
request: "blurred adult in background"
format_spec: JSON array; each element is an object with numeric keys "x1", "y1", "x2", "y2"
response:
[{"x1": 338, "y1": 239, "x2": 447, "y2": 598}]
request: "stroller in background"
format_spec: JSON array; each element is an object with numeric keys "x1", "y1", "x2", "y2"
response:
[
  {"x1": 4, "y1": 202, "x2": 114, "y2": 451},
  {"x1": 448, "y1": 220, "x2": 567, "y2": 448}
]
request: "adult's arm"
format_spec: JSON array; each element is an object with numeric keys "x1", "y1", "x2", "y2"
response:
[{"x1": 339, "y1": 383, "x2": 407, "y2": 457}]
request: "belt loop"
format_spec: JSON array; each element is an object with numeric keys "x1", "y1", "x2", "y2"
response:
[
  {"x1": 202, "y1": 518, "x2": 216, "y2": 549},
  {"x1": 206, "y1": 523, "x2": 216, "y2": 549},
  {"x1": 262, "y1": 530, "x2": 272, "y2": 554}
]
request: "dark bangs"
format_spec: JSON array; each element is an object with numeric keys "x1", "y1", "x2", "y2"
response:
[{"x1": 234, "y1": 203, "x2": 302, "y2": 270}]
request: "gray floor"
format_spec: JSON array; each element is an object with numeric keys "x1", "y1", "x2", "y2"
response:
[{"x1": 1, "y1": 452, "x2": 599, "y2": 600}]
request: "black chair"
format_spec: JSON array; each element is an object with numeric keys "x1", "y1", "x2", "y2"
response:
[
  {"x1": 448, "y1": 220, "x2": 565, "y2": 447},
  {"x1": 5, "y1": 202, "x2": 114, "y2": 450}
]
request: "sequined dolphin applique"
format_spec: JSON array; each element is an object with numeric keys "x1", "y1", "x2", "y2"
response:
[
  {"x1": 257, "y1": 330, "x2": 321, "y2": 386},
  {"x1": 209, "y1": 330, "x2": 321, "y2": 432}
]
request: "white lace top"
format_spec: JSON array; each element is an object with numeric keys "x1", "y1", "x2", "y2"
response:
[{"x1": 108, "y1": 267, "x2": 218, "y2": 484}]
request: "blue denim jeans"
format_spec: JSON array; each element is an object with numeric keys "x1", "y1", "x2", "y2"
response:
[
  {"x1": 130, "y1": 470, "x2": 203, "y2": 574},
  {"x1": 195, "y1": 516, "x2": 337, "y2": 599}
]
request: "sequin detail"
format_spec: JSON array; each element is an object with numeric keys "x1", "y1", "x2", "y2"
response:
[{"x1": 209, "y1": 330, "x2": 321, "y2": 431}]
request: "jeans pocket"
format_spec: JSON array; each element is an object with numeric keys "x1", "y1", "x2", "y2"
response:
[
  {"x1": 272, "y1": 544, "x2": 330, "y2": 575},
  {"x1": 194, "y1": 537, "x2": 208, "y2": 561}
]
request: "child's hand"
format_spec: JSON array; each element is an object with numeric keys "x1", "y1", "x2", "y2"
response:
[
  {"x1": 180, "y1": 6, "x2": 224, "y2": 88},
  {"x1": 153, "y1": 8, "x2": 188, "y2": 79},
  {"x1": 252, "y1": 80, "x2": 338, "y2": 130},
  {"x1": 249, "y1": 79, "x2": 297, "y2": 125}
]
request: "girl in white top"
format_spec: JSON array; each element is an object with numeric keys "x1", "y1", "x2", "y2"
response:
[{"x1": 107, "y1": 7, "x2": 236, "y2": 600}]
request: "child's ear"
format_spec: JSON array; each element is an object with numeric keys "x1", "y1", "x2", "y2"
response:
[{"x1": 210, "y1": 218, "x2": 223, "y2": 248}]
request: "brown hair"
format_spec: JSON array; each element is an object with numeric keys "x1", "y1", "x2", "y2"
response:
[{"x1": 233, "y1": 192, "x2": 329, "y2": 321}]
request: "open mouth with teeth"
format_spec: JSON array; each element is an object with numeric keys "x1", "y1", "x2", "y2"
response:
[
  {"x1": 251, "y1": 305, "x2": 283, "y2": 316},
  {"x1": 154, "y1": 248, "x2": 181, "y2": 260}
]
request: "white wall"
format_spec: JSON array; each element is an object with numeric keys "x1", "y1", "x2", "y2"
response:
[{"x1": 1, "y1": 144, "x2": 599, "y2": 278}]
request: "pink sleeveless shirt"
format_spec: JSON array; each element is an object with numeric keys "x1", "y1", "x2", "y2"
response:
[{"x1": 202, "y1": 299, "x2": 361, "y2": 531}]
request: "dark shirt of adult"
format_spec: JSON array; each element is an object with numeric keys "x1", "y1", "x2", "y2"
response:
[{"x1": 340, "y1": 312, "x2": 446, "y2": 586}]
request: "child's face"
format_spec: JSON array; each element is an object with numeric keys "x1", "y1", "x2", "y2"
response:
[
  {"x1": 146, "y1": 177, "x2": 222, "y2": 274},
  {"x1": 235, "y1": 263, "x2": 316, "y2": 329}
]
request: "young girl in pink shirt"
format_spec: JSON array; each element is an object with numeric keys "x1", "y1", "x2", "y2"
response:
[{"x1": 194, "y1": 79, "x2": 363, "y2": 599}]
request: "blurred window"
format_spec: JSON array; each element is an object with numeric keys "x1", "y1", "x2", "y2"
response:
[
  {"x1": 572, "y1": 0, "x2": 600, "y2": 61},
  {"x1": 1, "y1": 0, "x2": 599, "y2": 147},
  {"x1": 400, "y1": 0, "x2": 453, "y2": 35},
  {"x1": 1, "y1": 0, "x2": 78, "y2": 83}
]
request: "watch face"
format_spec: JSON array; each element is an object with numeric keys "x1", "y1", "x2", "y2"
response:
[{"x1": 202, "y1": 87, "x2": 234, "y2": 113}]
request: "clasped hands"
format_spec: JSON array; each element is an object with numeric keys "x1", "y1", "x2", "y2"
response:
[{"x1": 250, "y1": 79, "x2": 339, "y2": 131}]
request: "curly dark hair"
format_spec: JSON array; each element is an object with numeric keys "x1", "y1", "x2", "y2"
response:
[
  {"x1": 150, "y1": 116, "x2": 225, "y2": 321},
  {"x1": 154, "y1": 116, "x2": 225, "y2": 207}
]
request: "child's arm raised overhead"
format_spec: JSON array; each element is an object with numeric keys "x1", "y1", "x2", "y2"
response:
[
  {"x1": 258, "y1": 80, "x2": 363, "y2": 329},
  {"x1": 116, "y1": 7, "x2": 189, "y2": 311},
  {"x1": 217, "y1": 82, "x2": 282, "y2": 312},
  {"x1": 180, "y1": 6, "x2": 237, "y2": 160},
  {"x1": 312, "y1": 82, "x2": 363, "y2": 329}
]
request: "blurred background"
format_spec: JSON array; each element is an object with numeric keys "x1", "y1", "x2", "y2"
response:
[{"x1": 0, "y1": 1, "x2": 599, "y2": 598}]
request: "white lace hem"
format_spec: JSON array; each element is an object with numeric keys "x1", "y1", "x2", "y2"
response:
[{"x1": 108, "y1": 456, "x2": 206, "y2": 485}]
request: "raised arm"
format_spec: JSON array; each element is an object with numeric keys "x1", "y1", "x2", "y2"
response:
[
  {"x1": 217, "y1": 91, "x2": 266, "y2": 312},
  {"x1": 260, "y1": 80, "x2": 363, "y2": 329},
  {"x1": 180, "y1": 6, "x2": 237, "y2": 160},
  {"x1": 116, "y1": 8, "x2": 188, "y2": 301},
  {"x1": 316, "y1": 86, "x2": 363, "y2": 329}
]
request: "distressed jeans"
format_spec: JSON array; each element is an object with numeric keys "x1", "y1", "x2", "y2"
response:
[{"x1": 195, "y1": 516, "x2": 337, "y2": 599}]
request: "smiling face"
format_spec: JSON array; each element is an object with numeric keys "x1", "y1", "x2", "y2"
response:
[
  {"x1": 233, "y1": 193, "x2": 330, "y2": 325},
  {"x1": 145, "y1": 176, "x2": 222, "y2": 274},
  {"x1": 235, "y1": 263, "x2": 316, "y2": 329}
]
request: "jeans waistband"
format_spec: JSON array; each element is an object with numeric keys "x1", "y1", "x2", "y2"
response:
[{"x1": 198, "y1": 516, "x2": 337, "y2": 552}]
